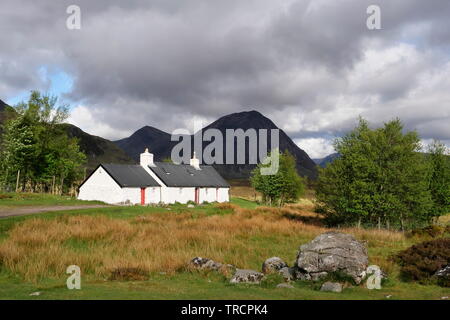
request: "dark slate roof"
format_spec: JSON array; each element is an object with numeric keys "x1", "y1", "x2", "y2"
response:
[
  {"x1": 100, "y1": 164, "x2": 160, "y2": 187},
  {"x1": 149, "y1": 162, "x2": 230, "y2": 188}
]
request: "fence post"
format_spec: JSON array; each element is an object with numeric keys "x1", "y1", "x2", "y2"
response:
[{"x1": 15, "y1": 170, "x2": 20, "y2": 193}]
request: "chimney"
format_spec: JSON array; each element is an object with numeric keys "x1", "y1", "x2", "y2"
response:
[
  {"x1": 190, "y1": 151, "x2": 200, "y2": 170},
  {"x1": 140, "y1": 148, "x2": 154, "y2": 167}
]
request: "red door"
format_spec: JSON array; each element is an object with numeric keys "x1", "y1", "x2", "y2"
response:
[
  {"x1": 195, "y1": 188, "x2": 199, "y2": 204},
  {"x1": 140, "y1": 188, "x2": 146, "y2": 205}
]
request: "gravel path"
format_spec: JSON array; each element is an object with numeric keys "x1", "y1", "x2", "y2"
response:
[{"x1": 0, "y1": 205, "x2": 110, "y2": 218}]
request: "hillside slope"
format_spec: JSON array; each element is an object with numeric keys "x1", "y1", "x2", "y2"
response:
[
  {"x1": 63, "y1": 124, "x2": 135, "y2": 172},
  {"x1": 314, "y1": 153, "x2": 340, "y2": 168}
]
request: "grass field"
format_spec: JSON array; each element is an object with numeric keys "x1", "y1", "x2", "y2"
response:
[
  {"x1": 0, "y1": 192, "x2": 103, "y2": 208},
  {"x1": 0, "y1": 192, "x2": 449, "y2": 300}
]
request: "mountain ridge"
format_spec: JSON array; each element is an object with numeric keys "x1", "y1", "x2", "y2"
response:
[
  {"x1": 0, "y1": 98, "x2": 318, "y2": 179},
  {"x1": 114, "y1": 110, "x2": 318, "y2": 180}
]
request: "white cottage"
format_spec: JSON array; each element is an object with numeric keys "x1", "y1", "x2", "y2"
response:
[{"x1": 78, "y1": 149, "x2": 230, "y2": 205}]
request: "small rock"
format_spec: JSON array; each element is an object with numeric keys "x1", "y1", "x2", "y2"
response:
[
  {"x1": 276, "y1": 283, "x2": 294, "y2": 289},
  {"x1": 29, "y1": 292, "x2": 41, "y2": 296},
  {"x1": 435, "y1": 265, "x2": 450, "y2": 278},
  {"x1": 441, "y1": 296, "x2": 449, "y2": 300},
  {"x1": 320, "y1": 282, "x2": 343, "y2": 293},
  {"x1": 278, "y1": 267, "x2": 294, "y2": 282},
  {"x1": 262, "y1": 257, "x2": 288, "y2": 274},
  {"x1": 187, "y1": 204, "x2": 195, "y2": 208},
  {"x1": 189, "y1": 257, "x2": 223, "y2": 271},
  {"x1": 230, "y1": 269, "x2": 264, "y2": 284},
  {"x1": 385, "y1": 295, "x2": 392, "y2": 299}
]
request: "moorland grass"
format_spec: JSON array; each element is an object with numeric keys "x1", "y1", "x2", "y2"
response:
[{"x1": 0, "y1": 193, "x2": 448, "y2": 299}]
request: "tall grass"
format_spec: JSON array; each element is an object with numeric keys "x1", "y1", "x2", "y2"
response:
[{"x1": 0, "y1": 204, "x2": 407, "y2": 282}]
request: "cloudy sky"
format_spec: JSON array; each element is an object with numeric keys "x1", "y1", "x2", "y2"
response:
[{"x1": 1, "y1": 0, "x2": 449, "y2": 158}]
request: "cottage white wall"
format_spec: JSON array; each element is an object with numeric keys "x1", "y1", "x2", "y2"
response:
[
  {"x1": 121, "y1": 188, "x2": 141, "y2": 204},
  {"x1": 78, "y1": 167, "x2": 123, "y2": 204},
  {"x1": 162, "y1": 187, "x2": 195, "y2": 204},
  {"x1": 198, "y1": 188, "x2": 216, "y2": 203},
  {"x1": 145, "y1": 187, "x2": 161, "y2": 204},
  {"x1": 218, "y1": 188, "x2": 230, "y2": 203},
  {"x1": 122, "y1": 187, "x2": 161, "y2": 204},
  {"x1": 196, "y1": 187, "x2": 229, "y2": 203}
]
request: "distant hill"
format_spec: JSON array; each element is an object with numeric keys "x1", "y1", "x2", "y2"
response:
[
  {"x1": 313, "y1": 153, "x2": 340, "y2": 168},
  {"x1": 63, "y1": 124, "x2": 134, "y2": 172},
  {"x1": 114, "y1": 110, "x2": 318, "y2": 180},
  {"x1": 0, "y1": 97, "x2": 134, "y2": 173},
  {"x1": 114, "y1": 125, "x2": 174, "y2": 164}
]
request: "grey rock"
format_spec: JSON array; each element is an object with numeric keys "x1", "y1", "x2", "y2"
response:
[
  {"x1": 295, "y1": 232, "x2": 368, "y2": 284},
  {"x1": 276, "y1": 283, "x2": 294, "y2": 289},
  {"x1": 187, "y1": 204, "x2": 195, "y2": 208},
  {"x1": 435, "y1": 265, "x2": 450, "y2": 278},
  {"x1": 29, "y1": 292, "x2": 41, "y2": 296},
  {"x1": 262, "y1": 257, "x2": 288, "y2": 274},
  {"x1": 278, "y1": 267, "x2": 294, "y2": 282},
  {"x1": 230, "y1": 269, "x2": 264, "y2": 284},
  {"x1": 189, "y1": 257, "x2": 223, "y2": 271},
  {"x1": 320, "y1": 282, "x2": 343, "y2": 293}
]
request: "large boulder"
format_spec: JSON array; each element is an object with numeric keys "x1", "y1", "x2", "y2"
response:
[
  {"x1": 230, "y1": 269, "x2": 264, "y2": 284},
  {"x1": 262, "y1": 257, "x2": 288, "y2": 274},
  {"x1": 295, "y1": 232, "x2": 368, "y2": 284}
]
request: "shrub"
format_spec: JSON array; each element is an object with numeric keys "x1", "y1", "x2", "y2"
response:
[
  {"x1": 393, "y1": 238, "x2": 450, "y2": 286},
  {"x1": 408, "y1": 225, "x2": 450, "y2": 238}
]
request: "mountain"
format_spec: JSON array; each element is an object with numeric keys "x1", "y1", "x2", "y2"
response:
[
  {"x1": 0, "y1": 99, "x2": 7, "y2": 112},
  {"x1": 115, "y1": 126, "x2": 175, "y2": 162},
  {"x1": 313, "y1": 153, "x2": 340, "y2": 168},
  {"x1": 114, "y1": 110, "x2": 318, "y2": 180},
  {"x1": 0, "y1": 99, "x2": 13, "y2": 136},
  {"x1": 63, "y1": 124, "x2": 134, "y2": 172}
]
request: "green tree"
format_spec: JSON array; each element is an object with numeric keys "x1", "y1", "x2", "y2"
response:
[
  {"x1": 0, "y1": 91, "x2": 86, "y2": 193},
  {"x1": 426, "y1": 140, "x2": 450, "y2": 220},
  {"x1": 0, "y1": 115, "x2": 36, "y2": 189},
  {"x1": 251, "y1": 150, "x2": 305, "y2": 206},
  {"x1": 316, "y1": 118, "x2": 433, "y2": 230}
]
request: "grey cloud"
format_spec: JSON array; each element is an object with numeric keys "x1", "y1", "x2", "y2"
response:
[{"x1": 0, "y1": 0, "x2": 450, "y2": 156}]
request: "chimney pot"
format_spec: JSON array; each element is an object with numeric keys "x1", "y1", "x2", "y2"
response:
[
  {"x1": 190, "y1": 151, "x2": 200, "y2": 170},
  {"x1": 140, "y1": 148, "x2": 154, "y2": 167}
]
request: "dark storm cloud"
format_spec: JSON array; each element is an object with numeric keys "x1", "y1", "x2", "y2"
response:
[{"x1": 0, "y1": 0, "x2": 449, "y2": 156}]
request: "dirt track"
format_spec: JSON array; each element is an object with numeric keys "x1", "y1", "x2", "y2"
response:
[{"x1": 0, "y1": 205, "x2": 110, "y2": 218}]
